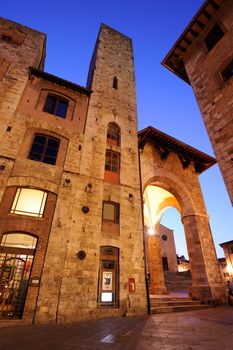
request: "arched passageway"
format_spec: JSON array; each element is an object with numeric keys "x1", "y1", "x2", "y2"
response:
[
  {"x1": 144, "y1": 185, "x2": 191, "y2": 296},
  {"x1": 139, "y1": 127, "x2": 226, "y2": 304}
]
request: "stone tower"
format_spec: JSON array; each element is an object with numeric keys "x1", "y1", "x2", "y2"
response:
[
  {"x1": 34, "y1": 23, "x2": 147, "y2": 323},
  {"x1": 162, "y1": 0, "x2": 233, "y2": 206},
  {"x1": 81, "y1": 23, "x2": 147, "y2": 318}
]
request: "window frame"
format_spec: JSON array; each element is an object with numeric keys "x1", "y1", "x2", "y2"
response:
[
  {"x1": 10, "y1": 188, "x2": 47, "y2": 218},
  {"x1": 204, "y1": 23, "x2": 224, "y2": 52},
  {"x1": 105, "y1": 150, "x2": 120, "y2": 173},
  {"x1": 43, "y1": 94, "x2": 69, "y2": 118},
  {"x1": 107, "y1": 123, "x2": 120, "y2": 146},
  {"x1": 28, "y1": 133, "x2": 60, "y2": 165},
  {"x1": 220, "y1": 60, "x2": 233, "y2": 82},
  {"x1": 102, "y1": 201, "x2": 120, "y2": 223}
]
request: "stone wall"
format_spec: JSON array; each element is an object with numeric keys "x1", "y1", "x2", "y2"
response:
[
  {"x1": 182, "y1": 0, "x2": 233, "y2": 205},
  {"x1": 140, "y1": 142, "x2": 226, "y2": 303}
]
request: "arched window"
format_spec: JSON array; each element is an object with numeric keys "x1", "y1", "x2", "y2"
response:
[{"x1": 107, "y1": 122, "x2": 120, "y2": 146}]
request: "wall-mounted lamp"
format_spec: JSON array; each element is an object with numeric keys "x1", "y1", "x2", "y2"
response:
[
  {"x1": 86, "y1": 182, "x2": 93, "y2": 193},
  {"x1": 129, "y1": 193, "x2": 133, "y2": 202},
  {"x1": 63, "y1": 178, "x2": 71, "y2": 187},
  {"x1": 148, "y1": 227, "x2": 154, "y2": 236}
]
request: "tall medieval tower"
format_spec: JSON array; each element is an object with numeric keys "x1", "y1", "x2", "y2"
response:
[{"x1": 34, "y1": 24, "x2": 147, "y2": 323}]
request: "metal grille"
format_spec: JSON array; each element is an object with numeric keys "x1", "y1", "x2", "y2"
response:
[{"x1": 0, "y1": 250, "x2": 34, "y2": 319}]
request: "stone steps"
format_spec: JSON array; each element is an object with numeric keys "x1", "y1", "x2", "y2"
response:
[
  {"x1": 151, "y1": 303, "x2": 211, "y2": 314},
  {"x1": 150, "y1": 297, "x2": 212, "y2": 314},
  {"x1": 164, "y1": 271, "x2": 192, "y2": 291}
]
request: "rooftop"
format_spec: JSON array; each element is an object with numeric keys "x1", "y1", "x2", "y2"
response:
[
  {"x1": 29, "y1": 67, "x2": 91, "y2": 96},
  {"x1": 138, "y1": 126, "x2": 216, "y2": 173},
  {"x1": 219, "y1": 240, "x2": 233, "y2": 247},
  {"x1": 161, "y1": 0, "x2": 226, "y2": 83}
]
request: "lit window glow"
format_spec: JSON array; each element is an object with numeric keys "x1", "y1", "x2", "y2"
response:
[
  {"x1": 10, "y1": 188, "x2": 47, "y2": 217},
  {"x1": 1, "y1": 233, "x2": 37, "y2": 249},
  {"x1": 101, "y1": 292, "x2": 113, "y2": 302}
]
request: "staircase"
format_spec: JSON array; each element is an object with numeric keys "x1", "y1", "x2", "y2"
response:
[
  {"x1": 164, "y1": 271, "x2": 192, "y2": 291},
  {"x1": 149, "y1": 271, "x2": 211, "y2": 314},
  {"x1": 150, "y1": 295, "x2": 211, "y2": 314}
]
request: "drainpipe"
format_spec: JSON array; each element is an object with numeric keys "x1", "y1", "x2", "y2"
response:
[{"x1": 138, "y1": 144, "x2": 150, "y2": 314}]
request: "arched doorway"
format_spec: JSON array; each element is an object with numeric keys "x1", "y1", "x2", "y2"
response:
[{"x1": 0, "y1": 233, "x2": 37, "y2": 319}]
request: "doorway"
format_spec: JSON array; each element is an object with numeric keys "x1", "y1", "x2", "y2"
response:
[{"x1": 0, "y1": 233, "x2": 37, "y2": 319}]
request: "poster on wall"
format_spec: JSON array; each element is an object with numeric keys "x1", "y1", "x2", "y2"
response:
[{"x1": 102, "y1": 271, "x2": 112, "y2": 291}]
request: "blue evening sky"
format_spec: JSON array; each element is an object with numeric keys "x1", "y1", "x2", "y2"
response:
[{"x1": 1, "y1": 0, "x2": 232, "y2": 257}]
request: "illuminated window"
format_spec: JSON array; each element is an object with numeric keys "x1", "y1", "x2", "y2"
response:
[
  {"x1": 107, "y1": 122, "x2": 120, "y2": 146},
  {"x1": 1, "y1": 233, "x2": 37, "y2": 249},
  {"x1": 98, "y1": 246, "x2": 119, "y2": 307},
  {"x1": 204, "y1": 23, "x2": 224, "y2": 51},
  {"x1": 10, "y1": 188, "x2": 47, "y2": 218},
  {"x1": 28, "y1": 134, "x2": 60, "y2": 165},
  {"x1": 102, "y1": 202, "x2": 119, "y2": 223},
  {"x1": 43, "y1": 94, "x2": 68, "y2": 118}
]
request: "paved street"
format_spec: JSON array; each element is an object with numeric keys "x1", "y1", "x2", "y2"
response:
[{"x1": 0, "y1": 307, "x2": 233, "y2": 350}]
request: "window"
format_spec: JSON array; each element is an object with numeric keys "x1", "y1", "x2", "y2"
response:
[
  {"x1": 1, "y1": 34, "x2": 12, "y2": 42},
  {"x1": 28, "y1": 134, "x2": 60, "y2": 165},
  {"x1": 1, "y1": 233, "x2": 37, "y2": 249},
  {"x1": 105, "y1": 150, "x2": 120, "y2": 173},
  {"x1": 43, "y1": 94, "x2": 68, "y2": 118},
  {"x1": 0, "y1": 233, "x2": 37, "y2": 319},
  {"x1": 107, "y1": 123, "x2": 120, "y2": 146},
  {"x1": 113, "y1": 76, "x2": 118, "y2": 89},
  {"x1": 204, "y1": 23, "x2": 224, "y2": 51},
  {"x1": 102, "y1": 202, "x2": 119, "y2": 223},
  {"x1": 221, "y1": 60, "x2": 233, "y2": 82},
  {"x1": 10, "y1": 188, "x2": 47, "y2": 218}
]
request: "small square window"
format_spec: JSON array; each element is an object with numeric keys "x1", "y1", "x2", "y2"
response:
[
  {"x1": 29, "y1": 134, "x2": 60, "y2": 165},
  {"x1": 10, "y1": 188, "x2": 47, "y2": 218},
  {"x1": 204, "y1": 23, "x2": 224, "y2": 51},
  {"x1": 102, "y1": 202, "x2": 119, "y2": 223},
  {"x1": 43, "y1": 95, "x2": 68, "y2": 118},
  {"x1": 221, "y1": 60, "x2": 233, "y2": 82}
]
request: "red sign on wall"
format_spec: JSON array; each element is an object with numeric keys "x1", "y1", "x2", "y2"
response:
[{"x1": 128, "y1": 278, "x2": 135, "y2": 292}]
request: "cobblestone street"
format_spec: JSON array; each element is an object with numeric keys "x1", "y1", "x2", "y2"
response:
[{"x1": 0, "y1": 307, "x2": 233, "y2": 350}]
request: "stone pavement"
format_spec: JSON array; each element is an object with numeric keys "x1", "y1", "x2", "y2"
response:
[{"x1": 0, "y1": 307, "x2": 232, "y2": 350}]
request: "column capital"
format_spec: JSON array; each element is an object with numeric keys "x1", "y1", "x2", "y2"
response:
[{"x1": 181, "y1": 213, "x2": 209, "y2": 221}]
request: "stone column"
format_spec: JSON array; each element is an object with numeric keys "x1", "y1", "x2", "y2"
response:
[
  {"x1": 182, "y1": 213, "x2": 227, "y2": 304},
  {"x1": 147, "y1": 230, "x2": 167, "y2": 295}
]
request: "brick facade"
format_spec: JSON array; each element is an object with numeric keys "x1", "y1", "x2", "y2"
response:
[{"x1": 162, "y1": 0, "x2": 233, "y2": 205}]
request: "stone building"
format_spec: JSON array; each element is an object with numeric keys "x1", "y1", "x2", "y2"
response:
[
  {"x1": 162, "y1": 0, "x2": 233, "y2": 206},
  {"x1": 219, "y1": 240, "x2": 233, "y2": 280},
  {"x1": 0, "y1": 17, "x2": 226, "y2": 324},
  {"x1": 159, "y1": 224, "x2": 178, "y2": 273},
  {"x1": 217, "y1": 257, "x2": 229, "y2": 283}
]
